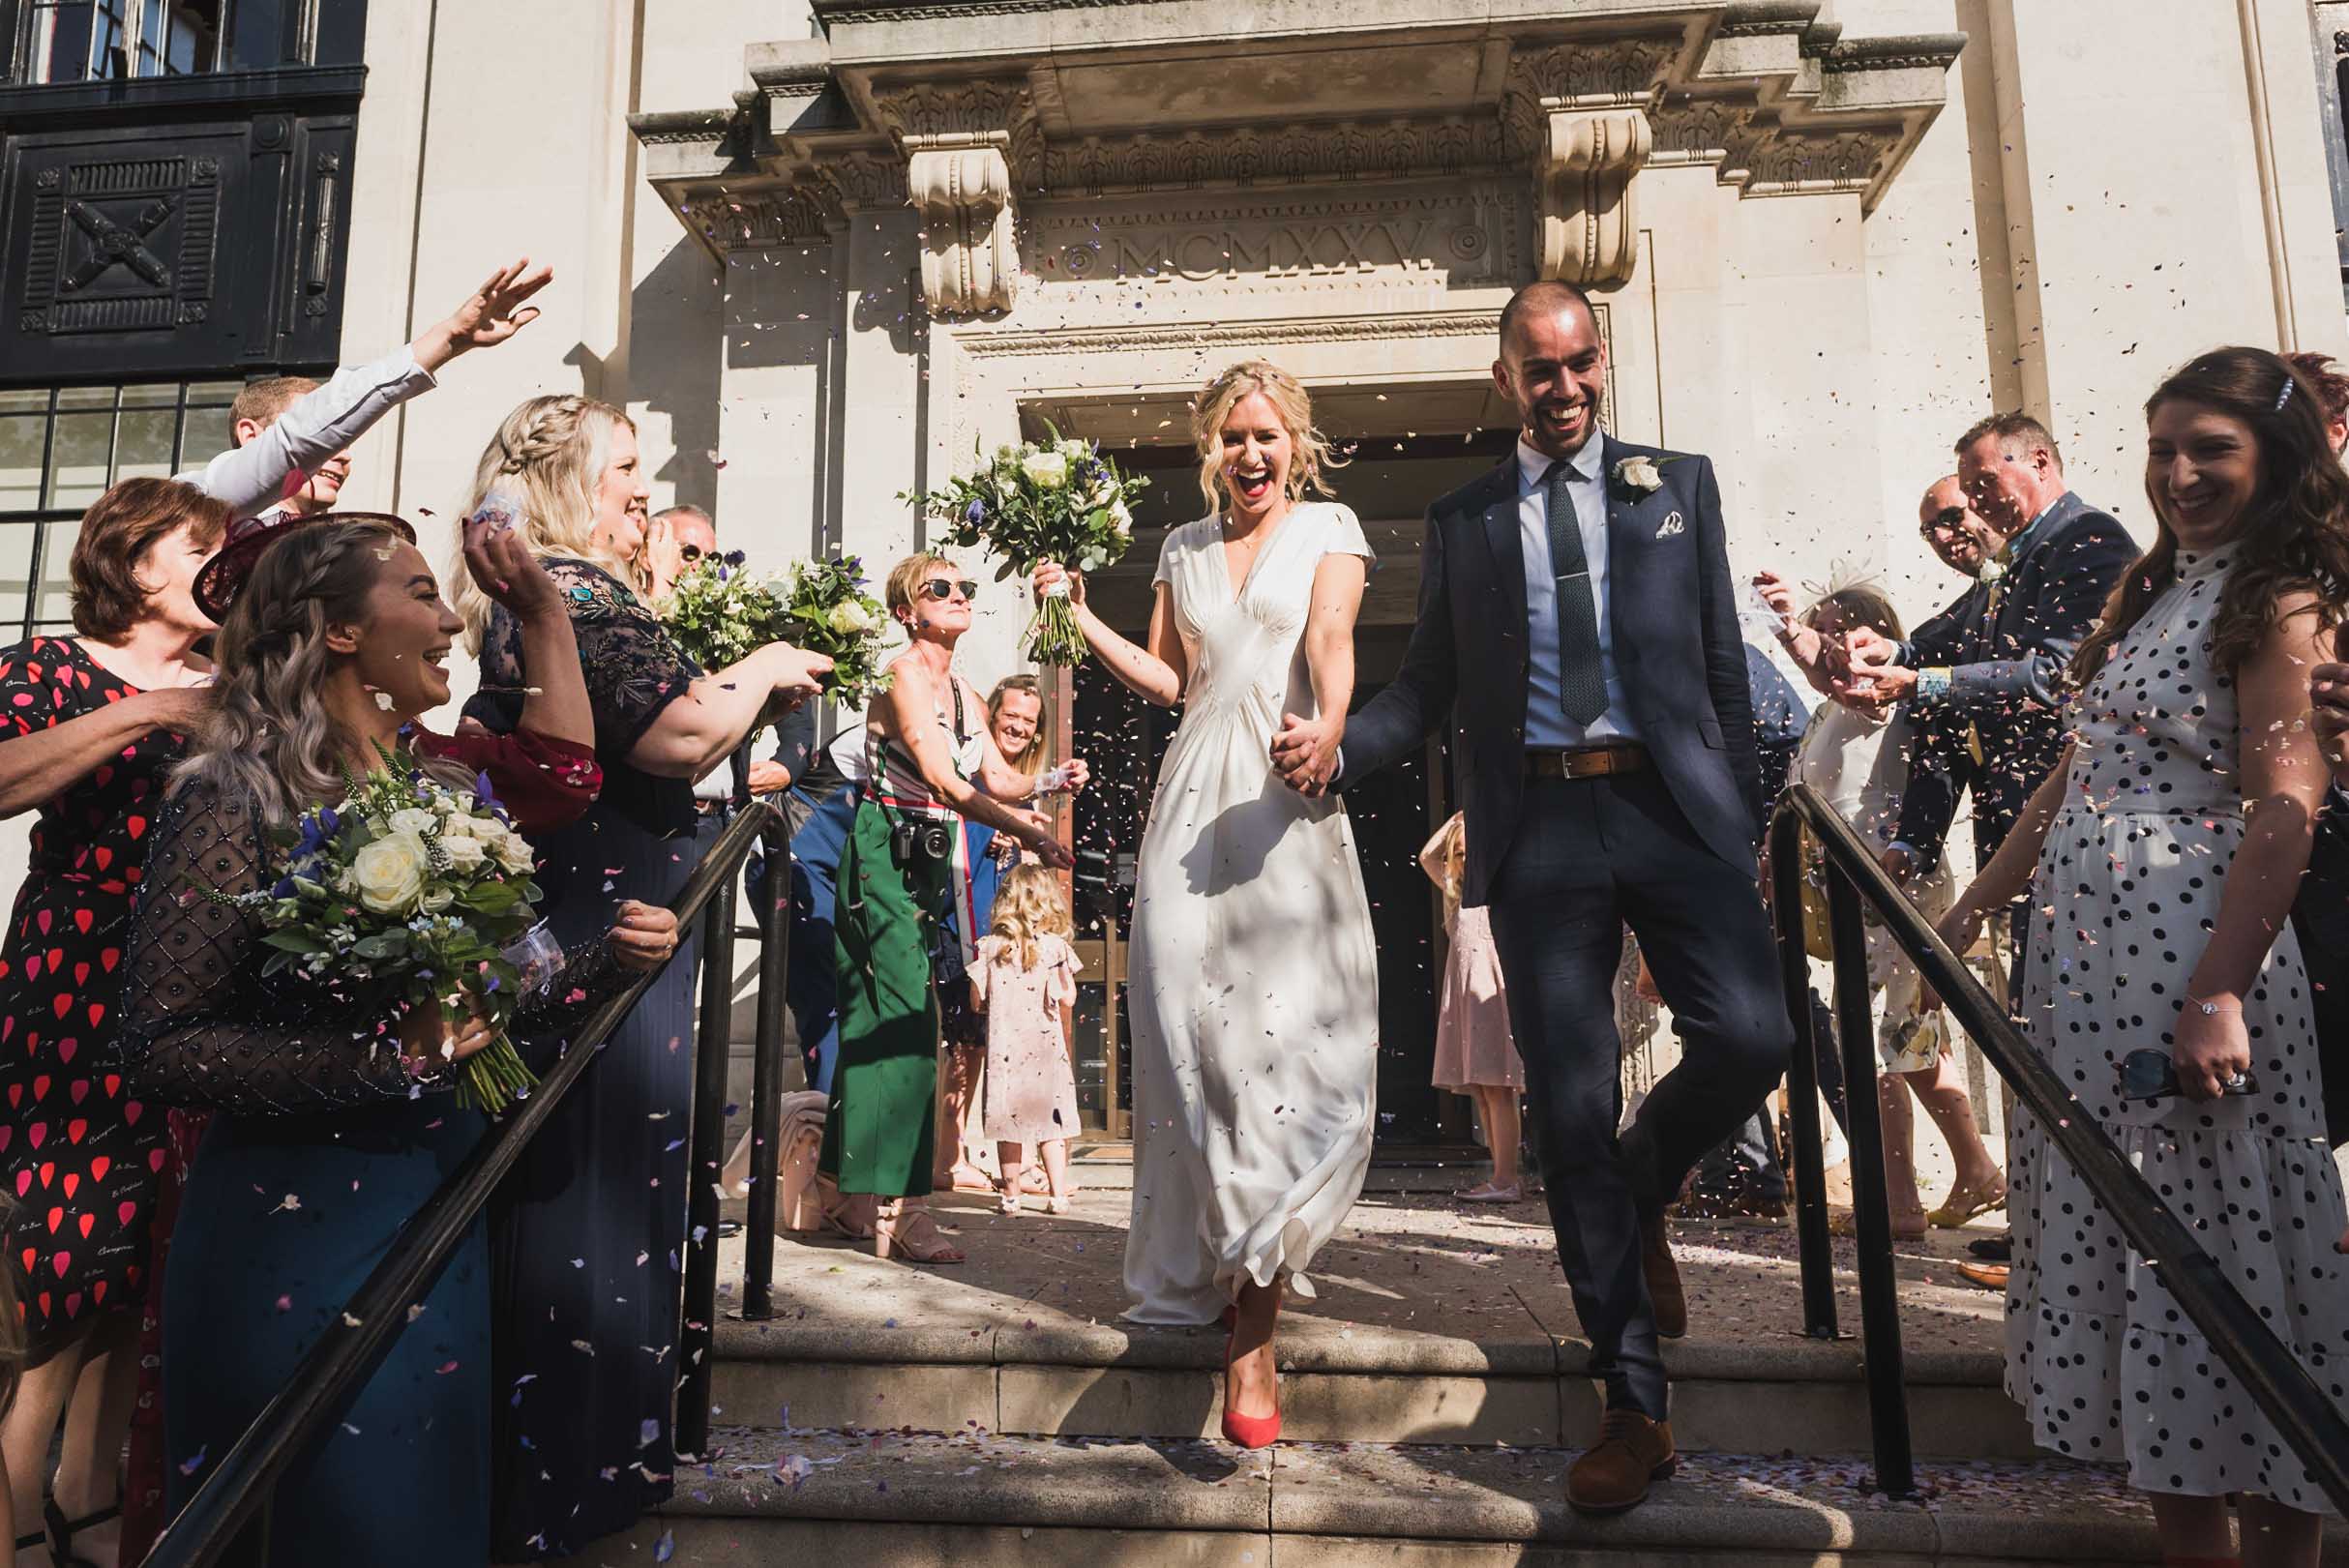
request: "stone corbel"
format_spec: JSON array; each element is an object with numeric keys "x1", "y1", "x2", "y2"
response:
[
  {"x1": 872, "y1": 79, "x2": 1038, "y2": 318},
  {"x1": 1535, "y1": 108, "x2": 1652, "y2": 288},
  {"x1": 906, "y1": 139, "x2": 1017, "y2": 318},
  {"x1": 1505, "y1": 39, "x2": 1671, "y2": 288}
]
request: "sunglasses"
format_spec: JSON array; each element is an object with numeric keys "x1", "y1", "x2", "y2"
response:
[
  {"x1": 677, "y1": 543, "x2": 705, "y2": 564},
  {"x1": 1921, "y1": 507, "x2": 1970, "y2": 536},
  {"x1": 2117, "y1": 1048, "x2": 2258, "y2": 1101},
  {"x1": 919, "y1": 578, "x2": 979, "y2": 603}
]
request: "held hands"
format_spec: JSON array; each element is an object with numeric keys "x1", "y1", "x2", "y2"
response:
[
  {"x1": 1831, "y1": 627, "x2": 1915, "y2": 712},
  {"x1": 2312, "y1": 662, "x2": 2349, "y2": 787},
  {"x1": 463, "y1": 507, "x2": 563, "y2": 621},
  {"x1": 1269, "y1": 713, "x2": 1341, "y2": 797},
  {"x1": 417, "y1": 258, "x2": 553, "y2": 369},
  {"x1": 606, "y1": 901, "x2": 682, "y2": 972}
]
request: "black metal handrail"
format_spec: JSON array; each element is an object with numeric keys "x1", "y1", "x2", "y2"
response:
[
  {"x1": 1769, "y1": 782, "x2": 2349, "y2": 1512},
  {"x1": 141, "y1": 802, "x2": 780, "y2": 1568}
]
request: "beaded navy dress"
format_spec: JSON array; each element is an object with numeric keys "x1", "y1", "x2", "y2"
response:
[{"x1": 465, "y1": 557, "x2": 708, "y2": 1557}]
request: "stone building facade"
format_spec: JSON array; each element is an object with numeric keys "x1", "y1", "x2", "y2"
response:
[{"x1": 2, "y1": 0, "x2": 2344, "y2": 1139}]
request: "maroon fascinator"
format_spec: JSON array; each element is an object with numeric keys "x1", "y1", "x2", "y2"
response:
[{"x1": 193, "y1": 510, "x2": 416, "y2": 622}]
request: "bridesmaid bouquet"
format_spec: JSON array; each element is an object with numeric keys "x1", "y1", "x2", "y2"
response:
[
  {"x1": 662, "y1": 552, "x2": 894, "y2": 708},
  {"x1": 225, "y1": 751, "x2": 545, "y2": 1113},
  {"x1": 903, "y1": 432, "x2": 1149, "y2": 666}
]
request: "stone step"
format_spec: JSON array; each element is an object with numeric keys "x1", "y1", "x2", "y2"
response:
[
  {"x1": 622, "y1": 1428, "x2": 2340, "y2": 1567},
  {"x1": 709, "y1": 1311, "x2": 2030, "y2": 1458}
]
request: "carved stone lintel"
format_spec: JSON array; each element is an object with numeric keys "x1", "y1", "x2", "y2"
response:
[
  {"x1": 907, "y1": 142, "x2": 1016, "y2": 318},
  {"x1": 678, "y1": 187, "x2": 834, "y2": 252},
  {"x1": 1534, "y1": 107, "x2": 1651, "y2": 288}
]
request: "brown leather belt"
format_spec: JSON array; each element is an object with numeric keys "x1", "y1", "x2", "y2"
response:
[{"x1": 1526, "y1": 743, "x2": 1649, "y2": 780}]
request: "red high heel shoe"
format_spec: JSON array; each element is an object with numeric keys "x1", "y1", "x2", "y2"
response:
[{"x1": 1220, "y1": 1318, "x2": 1280, "y2": 1449}]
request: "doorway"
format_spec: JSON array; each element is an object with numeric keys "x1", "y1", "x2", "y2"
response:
[{"x1": 1050, "y1": 411, "x2": 1515, "y2": 1147}]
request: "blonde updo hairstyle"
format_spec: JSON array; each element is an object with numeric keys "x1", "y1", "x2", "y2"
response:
[
  {"x1": 1191, "y1": 360, "x2": 1345, "y2": 516},
  {"x1": 451, "y1": 395, "x2": 638, "y2": 652}
]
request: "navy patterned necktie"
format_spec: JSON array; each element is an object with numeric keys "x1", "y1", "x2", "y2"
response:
[{"x1": 1542, "y1": 459, "x2": 1610, "y2": 725}]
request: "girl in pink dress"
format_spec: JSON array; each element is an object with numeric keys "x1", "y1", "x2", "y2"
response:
[
  {"x1": 1422, "y1": 813, "x2": 1526, "y2": 1202},
  {"x1": 971, "y1": 864, "x2": 1084, "y2": 1215}
]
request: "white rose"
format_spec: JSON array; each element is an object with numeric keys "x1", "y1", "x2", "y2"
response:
[
  {"x1": 491, "y1": 831, "x2": 537, "y2": 875},
  {"x1": 440, "y1": 833, "x2": 488, "y2": 872},
  {"x1": 439, "y1": 814, "x2": 479, "y2": 840},
  {"x1": 1056, "y1": 437, "x2": 1089, "y2": 461},
  {"x1": 1021, "y1": 451, "x2": 1068, "y2": 489},
  {"x1": 827, "y1": 599, "x2": 876, "y2": 636},
  {"x1": 420, "y1": 886, "x2": 456, "y2": 914},
  {"x1": 350, "y1": 831, "x2": 430, "y2": 916},
  {"x1": 1615, "y1": 456, "x2": 1664, "y2": 493},
  {"x1": 1109, "y1": 500, "x2": 1133, "y2": 537},
  {"x1": 387, "y1": 808, "x2": 435, "y2": 837}
]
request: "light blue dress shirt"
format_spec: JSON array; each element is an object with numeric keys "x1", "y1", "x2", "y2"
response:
[{"x1": 1518, "y1": 433, "x2": 1640, "y2": 749}]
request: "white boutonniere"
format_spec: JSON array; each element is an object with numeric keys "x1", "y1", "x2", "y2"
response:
[
  {"x1": 1977, "y1": 558, "x2": 2008, "y2": 586},
  {"x1": 1614, "y1": 456, "x2": 1663, "y2": 494}
]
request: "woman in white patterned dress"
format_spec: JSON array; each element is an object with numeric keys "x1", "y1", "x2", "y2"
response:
[
  {"x1": 1934, "y1": 347, "x2": 2349, "y2": 1566},
  {"x1": 1033, "y1": 360, "x2": 1378, "y2": 1451}
]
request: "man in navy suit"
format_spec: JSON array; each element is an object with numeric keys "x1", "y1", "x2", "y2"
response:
[{"x1": 1273, "y1": 280, "x2": 1791, "y2": 1514}]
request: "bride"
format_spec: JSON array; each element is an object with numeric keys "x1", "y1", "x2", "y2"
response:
[{"x1": 1033, "y1": 359, "x2": 1379, "y2": 1449}]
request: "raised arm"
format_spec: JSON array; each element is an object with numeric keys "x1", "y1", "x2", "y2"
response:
[
  {"x1": 461, "y1": 506, "x2": 592, "y2": 749},
  {"x1": 113, "y1": 782, "x2": 444, "y2": 1115},
  {"x1": 181, "y1": 260, "x2": 552, "y2": 517},
  {"x1": 1035, "y1": 560, "x2": 1188, "y2": 709}
]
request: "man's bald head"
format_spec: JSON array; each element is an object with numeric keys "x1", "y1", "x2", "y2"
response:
[{"x1": 1498, "y1": 280, "x2": 1600, "y2": 357}]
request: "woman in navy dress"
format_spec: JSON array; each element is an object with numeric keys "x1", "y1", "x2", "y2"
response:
[
  {"x1": 119, "y1": 513, "x2": 677, "y2": 1566},
  {"x1": 449, "y1": 396, "x2": 829, "y2": 1557}
]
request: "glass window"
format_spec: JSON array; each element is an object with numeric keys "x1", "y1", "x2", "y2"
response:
[
  {"x1": 19, "y1": 0, "x2": 295, "y2": 82},
  {"x1": 0, "y1": 379, "x2": 288, "y2": 642}
]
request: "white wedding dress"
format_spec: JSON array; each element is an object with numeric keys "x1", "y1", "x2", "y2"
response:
[{"x1": 1121, "y1": 500, "x2": 1382, "y2": 1324}]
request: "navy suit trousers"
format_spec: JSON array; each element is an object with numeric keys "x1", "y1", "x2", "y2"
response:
[{"x1": 1487, "y1": 770, "x2": 1792, "y2": 1416}]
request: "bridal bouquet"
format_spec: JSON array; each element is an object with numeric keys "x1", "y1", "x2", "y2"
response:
[
  {"x1": 663, "y1": 552, "x2": 894, "y2": 708},
  {"x1": 904, "y1": 432, "x2": 1149, "y2": 666},
  {"x1": 227, "y1": 751, "x2": 545, "y2": 1113}
]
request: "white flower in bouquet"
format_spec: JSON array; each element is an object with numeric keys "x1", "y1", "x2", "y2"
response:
[
  {"x1": 352, "y1": 831, "x2": 430, "y2": 915},
  {"x1": 491, "y1": 830, "x2": 536, "y2": 876},
  {"x1": 387, "y1": 807, "x2": 436, "y2": 837},
  {"x1": 905, "y1": 426, "x2": 1153, "y2": 666},
  {"x1": 440, "y1": 833, "x2": 489, "y2": 872},
  {"x1": 826, "y1": 598, "x2": 877, "y2": 636}
]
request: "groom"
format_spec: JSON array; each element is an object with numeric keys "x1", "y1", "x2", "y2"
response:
[{"x1": 1273, "y1": 280, "x2": 1791, "y2": 1514}]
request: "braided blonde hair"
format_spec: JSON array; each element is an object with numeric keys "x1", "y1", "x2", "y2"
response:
[
  {"x1": 177, "y1": 519, "x2": 474, "y2": 824},
  {"x1": 1191, "y1": 360, "x2": 1346, "y2": 516},
  {"x1": 451, "y1": 395, "x2": 638, "y2": 652}
]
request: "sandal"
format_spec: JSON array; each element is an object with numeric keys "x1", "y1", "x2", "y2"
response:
[
  {"x1": 44, "y1": 1499, "x2": 120, "y2": 1568},
  {"x1": 1828, "y1": 1207, "x2": 1927, "y2": 1240},
  {"x1": 1046, "y1": 1195, "x2": 1071, "y2": 1216},
  {"x1": 874, "y1": 1205, "x2": 966, "y2": 1265},
  {"x1": 1926, "y1": 1177, "x2": 2008, "y2": 1229},
  {"x1": 997, "y1": 1190, "x2": 1023, "y2": 1216},
  {"x1": 945, "y1": 1164, "x2": 997, "y2": 1196},
  {"x1": 1456, "y1": 1182, "x2": 1522, "y2": 1203},
  {"x1": 822, "y1": 1198, "x2": 877, "y2": 1242}
]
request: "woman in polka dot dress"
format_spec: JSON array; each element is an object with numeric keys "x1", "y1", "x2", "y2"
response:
[
  {"x1": 0, "y1": 478, "x2": 227, "y2": 1562},
  {"x1": 1935, "y1": 347, "x2": 2349, "y2": 1567}
]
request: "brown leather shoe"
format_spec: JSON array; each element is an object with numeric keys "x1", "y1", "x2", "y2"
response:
[
  {"x1": 1565, "y1": 1408, "x2": 1677, "y2": 1514},
  {"x1": 1641, "y1": 1215, "x2": 1687, "y2": 1339}
]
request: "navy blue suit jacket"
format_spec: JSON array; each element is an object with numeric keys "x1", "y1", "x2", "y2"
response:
[
  {"x1": 1893, "y1": 490, "x2": 2136, "y2": 870},
  {"x1": 1340, "y1": 435, "x2": 1764, "y2": 907}
]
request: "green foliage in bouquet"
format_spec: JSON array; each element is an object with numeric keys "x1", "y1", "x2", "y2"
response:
[
  {"x1": 902, "y1": 430, "x2": 1150, "y2": 666},
  {"x1": 223, "y1": 747, "x2": 545, "y2": 1113},
  {"x1": 663, "y1": 552, "x2": 894, "y2": 709},
  {"x1": 775, "y1": 554, "x2": 894, "y2": 708}
]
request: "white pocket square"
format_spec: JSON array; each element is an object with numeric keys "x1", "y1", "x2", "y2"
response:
[{"x1": 1655, "y1": 512, "x2": 1685, "y2": 538}]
